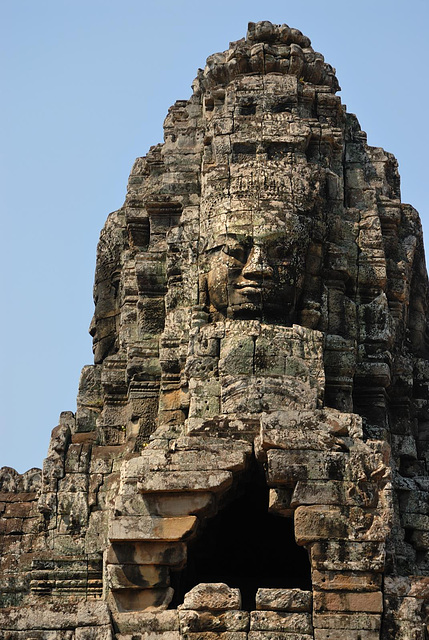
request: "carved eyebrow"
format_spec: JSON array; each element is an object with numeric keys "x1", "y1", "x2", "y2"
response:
[
  {"x1": 222, "y1": 233, "x2": 248, "y2": 242},
  {"x1": 258, "y1": 232, "x2": 288, "y2": 243},
  {"x1": 206, "y1": 232, "x2": 288, "y2": 251},
  {"x1": 211, "y1": 233, "x2": 248, "y2": 243},
  {"x1": 203, "y1": 233, "x2": 250, "y2": 252}
]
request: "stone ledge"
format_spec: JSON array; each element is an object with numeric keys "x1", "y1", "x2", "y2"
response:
[
  {"x1": 108, "y1": 516, "x2": 197, "y2": 542},
  {"x1": 0, "y1": 601, "x2": 110, "y2": 630}
]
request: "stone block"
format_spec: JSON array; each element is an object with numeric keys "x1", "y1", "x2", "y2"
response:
[
  {"x1": 0, "y1": 633, "x2": 74, "y2": 639},
  {"x1": 186, "y1": 414, "x2": 260, "y2": 439},
  {"x1": 394, "y1": 596, "x2": 426, "y2": 622},
  {"x1": 250, "y1": 612, "x2": 312, "y2": 633},
  {"x1": 189, "y1": 394, "x2": 222, "y2": 419},
  {"x1": 255, "y1": 589, "x2": 312, "y2": 612},
  {"x1": 312, "y1": 613, "x2": 381, "y2": 630},
  {"x1": 180, "y1": 584, "x2": 241, "y2": 611},
  {"x1": 268, "y1": 488, "x2": 294, "y2": 516},
  {"x1": 267, "y1": 450, "x2": 346, "y2": 486},
  {"x1": 313, "y1": 591, "x2": 383, "y2": 613},
  {"x1": 0, "y1": 602, "x2": 110, "y2": 629},
  {"x1": 64, "y1": 443, "x2": 91, "y2": 473},
  {"x1": 115, "y1": 492, "x2": 215, "y2": 518},
  {"x1": 75, "y1": 627, "x2": 113, "y2": 640},
  {"x1": 178, "y1": 610, "x2": 249, "y2": 632},
  {"x1": 108, "y1": 516, "x2": 197, "y2": 542},
  {"x1": 137, "y1": 471, "x2": 233, "y2": 493},
  {"x1": 261, "y1": 425, "x2": 344, "y2": 452},
  {"x1": 112, "y1": 587, "x2": 174, "y2": 612},
  {"x1": 107, "y1": 541, "x2": 186, "y2": 566},
  {"x1": 310, "y1": 541, "x2": 385, "y2": 572},
  {"x1": 116, "y1": 634, "x2": 180, "y2": 640},
  {"x1": 180, "y1": 634, "x2": 247, "y2": 640},
  {"x1": 53, "y1": 533, "x2": 86, "y2": 555},
  {"x1": 106, "y1": 564, "x2": 170, "y2": 590},
  {"x1": 89, "y1": 447, "x2": 118, "y2": 474},
  {"x1": 58, "y1": 472, "x2": 89, "y2": 493},
  {"x1": 291, "y1": 481, "x2": 342, "y2": 507},
  {"x1": 173, "y1": 436, "x2": 252, "y2": 456},
  {"x1": 312, "y1": 570, "x2": 382, "y2": 592},
  {"x1": 123, "y1": 451, "x2": 169, "y2": 475},
  {"x1": 113, "y1": 610, "x2": 179, "y2": 633},
  {"x1": 383, "y1": 576, "x2": 412, "y2": 597},
  {"x1": 394, "y1": 626, "x2": 428, "y2": 640},
  {"x1": 0, "y1": 492, "x2": 38, "y2": 503},
  {"x1": 84, "y1": 510, "x2": 109, "y2": 553},
  {"x1": 3, "y1": 501, "x2": 35, "y2": 518},
  {"x1": 409, "y1": 577, "x2": 429, "y2": 599},
  {"x1": 259, "y1": 407, "x2": 349, "y2": 451},
  {"x1": 392, "y1": 434, "x2": 418, "y2": 459},
  {"x1": 294, "y1": 505, "x2": 348, "y2": 544},
  {"x1": 175, "y1": 449, "x2": 247, "y2": 472},
  {"x1": 398, "y1": 490, "x2": 429, "y2": 515},
  {"x1": 314, "y1": 631, "x2": 379, "y2": 640},
  {"x1": 219, "y1": 334, "x2": 255, "y2": 375},
  {"x1": 221, "y1": 374, "x2": 320, "y2": 415},
  {"x1": 411, "y1": 530, "x2": 429, "y2": 550},
  {"x1": 402, "y1": 513, "x2": 429, "y2": 530},
  {"x1": 248, "y1": 634, "x2": 313, "y2": 640}
]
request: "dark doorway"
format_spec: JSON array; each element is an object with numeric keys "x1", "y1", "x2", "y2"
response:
[{"x1": 170, "y1": 467, "x2": 312, "y2": 610}]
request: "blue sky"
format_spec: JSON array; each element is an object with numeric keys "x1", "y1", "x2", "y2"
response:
[{"x1": 1, "y1": 0, "x2": 428, "y2": 472}]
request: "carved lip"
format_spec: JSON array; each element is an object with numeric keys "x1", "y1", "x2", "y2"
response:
[
  {"x1": 235, "y1": 280, "x2": 269, "y2": 294},
  {"x1": 235, "y1": 283, "x2": 263, "y2": 294}
]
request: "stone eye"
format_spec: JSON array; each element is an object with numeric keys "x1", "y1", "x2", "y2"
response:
[
  {"x1": 222, "y1": 243, "x2": 247, "y2": 264},
  {"x1": 267, "y1": 243, "x2": 290, "y2": 263}
]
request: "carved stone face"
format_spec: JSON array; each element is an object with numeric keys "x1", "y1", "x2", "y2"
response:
[
  {"x1": 89, "y1": 223, "x2": 122, "y2": 364},
  {"x1": 204, "y1": 221, "x2": 309, "y2": 322},
  {"x1": 89, "y1": 276, "x2": 120, "y2": 364},
  {"x1": 200, "y1": 74, "x2": 325, "y2": 323}
]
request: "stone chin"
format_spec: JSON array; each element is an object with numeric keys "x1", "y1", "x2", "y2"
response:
[
  {"x1": 207, "y1": 279, "x2": 299, "y2": 323},
  {"x1": 227, "y1": 300, "x2": 298, "y2": 324},
  {"x1": 92, "y1": 337, "x2": 115, "y2": 365},
  {"x1": 89, "y1": 315, "x2": 118, "y2": 364}
]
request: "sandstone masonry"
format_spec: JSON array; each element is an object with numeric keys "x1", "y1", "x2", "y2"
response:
[{"x1": 1, "y1": 21, "x2": 428, "y2": 640}]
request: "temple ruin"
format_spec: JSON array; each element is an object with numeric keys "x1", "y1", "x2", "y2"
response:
[{"x1": 1, "y1": 20, "x2": 428, "y2": 639}]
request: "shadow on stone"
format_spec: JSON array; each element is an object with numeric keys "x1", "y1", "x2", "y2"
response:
[{"x1": 170, "y1": 466, "x2": 311, "y2": 610}]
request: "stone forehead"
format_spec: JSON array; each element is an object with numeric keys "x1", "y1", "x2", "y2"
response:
[
  {"x1": 199, "y1": 214, "x2": 312, "y2": 251},
  {"x1": 199, "y1": 169, "x2": 326, "y2": 227}
]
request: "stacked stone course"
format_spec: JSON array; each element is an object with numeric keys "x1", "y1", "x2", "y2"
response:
[{"x1": 1, "y1": 21, "x2": 428, "y2": 640}]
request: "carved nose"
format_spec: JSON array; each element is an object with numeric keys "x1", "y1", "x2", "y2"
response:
[
  {"x1": 242, "y1": 246, "x2": 273, "y2": 279},
  {"x1": 89, "y1": 316, "x2": 96, "y2": 337}
]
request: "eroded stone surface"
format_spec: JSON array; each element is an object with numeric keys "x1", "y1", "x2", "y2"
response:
[
  {"x1": 255, "y1": 589, "x2": 312, "y2": 612},
  {"x1": 0, "y1": 18, "x2": 428, "y2": 640},
  {"x1": 180, "y1": 584, "x2": 242, "y2": 611}
]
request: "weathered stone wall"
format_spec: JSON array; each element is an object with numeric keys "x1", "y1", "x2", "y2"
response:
[{"x1": 0, "y1": 21, "x2": 428, "y2": 640}]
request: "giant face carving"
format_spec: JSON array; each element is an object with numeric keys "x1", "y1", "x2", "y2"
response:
[
  {"x1": 203, "y1": 218, "x2": 310, "y2": 322},
  {"x1": 200, "y1": 75, "x2": 326, "y2": 324},
  {"x1": 89, "y1": 274, "x2": 120, "y2": 364},
  {"x1": 88, "y1": 218, "x2": 123, "y2": 364}
]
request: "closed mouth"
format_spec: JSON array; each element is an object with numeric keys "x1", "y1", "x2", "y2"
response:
[{"x1": 235, "y1": 282, "x2": 263, "y2": 293}]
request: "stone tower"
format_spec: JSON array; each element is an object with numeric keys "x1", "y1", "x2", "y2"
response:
[{"x1": 1, "y1": 21, "x2": 428, "y2": 640}]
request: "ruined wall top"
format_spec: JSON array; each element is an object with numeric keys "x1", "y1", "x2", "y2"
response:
[{"x1": 195, "y1": 21, "x2": 339, "y2": 93}]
